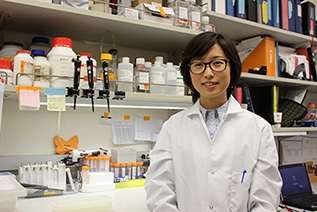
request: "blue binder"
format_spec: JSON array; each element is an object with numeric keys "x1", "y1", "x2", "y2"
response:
[
  {"x1": 295, "y1": 0, "x2": 303, "y2": 33},
  {"x1": 288, "y1": 0, "x2": 296, "y2": 32},
  {"x1": 234, "y1": 0, "x2": 246, "y2": 19},
  {"x1": 271, "y1": 0, "x2": 280, "y2": 27},
  {"x1": 257, "y1": 0, "x2": 263, "y2": 23},
  {"x1": 267, "y1": 0, "x2": 273, "y2": 25},
  {"x1": 211, "y1": 0, "x2": 215, "y2": 11},
  {"x1": 226, "y1": 0, "x2": 235, "y2": 16}
]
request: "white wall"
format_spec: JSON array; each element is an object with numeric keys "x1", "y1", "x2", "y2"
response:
[{"x1": 0, "y1": 99, "x2": 170, "y2": 156}]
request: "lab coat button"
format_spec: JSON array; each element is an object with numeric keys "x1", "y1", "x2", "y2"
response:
[{"x1": 209, "y1": 205, "x2": 214, "y2": 210}]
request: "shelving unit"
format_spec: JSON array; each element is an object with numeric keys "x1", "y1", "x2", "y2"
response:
[
  {"x1": 0, "y1": 0, "x2": 199, "y2": 51},
  {"x1": 0, "y1": 0, "x2": 317, "y2": 158},
  {"x1": 206, "y1": 11, "x2": 315, "y2": 47},
  {"x1": 240, "y1": 73, "x2": 317, "y2": 92},
  {"x1": 3, "y1": 85, "x2": 192, "y2": 110}
]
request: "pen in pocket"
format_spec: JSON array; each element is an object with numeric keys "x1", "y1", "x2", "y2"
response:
[{"x1": 241, "y1": 170, "x2": 247, "y2": 184}]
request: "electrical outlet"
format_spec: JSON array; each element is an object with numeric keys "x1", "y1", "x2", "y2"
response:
[{"x1": 137, "y1": 151, "x2": 150, "y2": 161}]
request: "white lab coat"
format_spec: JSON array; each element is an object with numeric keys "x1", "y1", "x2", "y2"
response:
[{"x1": 145, "y1": 96, "x2": 282, "y2": 212}]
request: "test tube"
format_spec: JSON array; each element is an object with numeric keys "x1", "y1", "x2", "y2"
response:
[
  {"x1": 126, "y1": 162, "x2": 132, "y2": 180},
  {"x1": 131, "y1": 162, "x2": 137, "y2": 179}
]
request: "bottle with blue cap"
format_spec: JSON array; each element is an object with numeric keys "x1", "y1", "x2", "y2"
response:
[
  {"x1": 30, "y1": 36, "x2": 51, "y2": 54},
  {"x1": 32, "y1": 49, "x2": 50, "y2": 88}
]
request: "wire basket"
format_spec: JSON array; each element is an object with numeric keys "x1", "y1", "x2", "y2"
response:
[{"x1": 279, "y1": 98, "x2": 307, "y2": 127}]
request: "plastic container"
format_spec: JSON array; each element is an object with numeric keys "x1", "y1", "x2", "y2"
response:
[
  {"x1": 136, "y1": 162, "x2": 143, "y2": 178},
  {"x1": 0, "y1": 175, "x2": 27, "y2": 212},
  {"x1": 32, "y1": 49, "x2": 51, "y2": 88},
  {"x1": 120, "y1": 163, "x2": 126, "y2": 178},
  {"x1": 135, "y1": 58, "x2": 150, "y2": 93},
  {"x1": 30, "y1": 36, "x2": 51, "y2": 54},
  {"x1": 201, "y1": 15, "x2": 215, "y2": 32},
  {"x1": 117, "y1": 57, "x2": 134, "y2": 92},
  {"x1": 126, "y1": 162, "x2": 132, "y2": 180},
  {"x1": 81, "y1": 166, "x2": 90, "y2": 185},
  {"x1": 90, "y1": 0, "x2": 110, "y2": 13},
  {"x1": 189, "y1": 4, "x2": 201, "y2": 31},
  {"x1": 0, "y1": 42, "x2": 23, "y2": 59},
  {"x1": 165, "y1": 62, "x2": 177, "y2": 95},
  {"x1": 176, "y1": 67, "x2": 185, "y2": 96},
  {"x1": 131, "y1": 162, "x2": 137, "y2": 179},
  {"x1": 47, "y1": 37, "x2": 76, "y2": 88},
  {"x1": 170, "y1": 0, "x2": 190, "y2": 28},
  {"x1": 0, "y1": 58, "x2": 13, "y2": 85},
  {"x1": 79, "y1": 51, "x2": 97, "y2": 89},
  {"x1": 13, "y1": 50, "x2": 33, "y2": 85},
  {"x1": 150, "y1": 61, "x2": 166, "y2": 94}
]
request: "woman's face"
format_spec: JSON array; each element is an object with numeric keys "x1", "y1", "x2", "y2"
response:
[{"x1": 190, "y1": 43, "x2": 231, "y2": 107}]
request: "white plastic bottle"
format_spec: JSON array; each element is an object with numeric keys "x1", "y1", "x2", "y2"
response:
[
  {"x1": 0, "y1": 58, "x2": 13, "y2": 85},
  {"x1": 47, "y1": 37, "x2": 76, "y2": 88},
  {"x1": 150, "y1": 61, "x2": 166, "y2": 94},
  {"x1": 13, "y1": 50, "x2": 34, "y2": 86},
  {"x1": 32, "y1": 49, "x2": 50, "y2": 88},
  {"x1": 79, "y1": 51, "x2": 97, "y2": 89},
  {"x1": 135, "y1": 58, "x2": 150, "y2": 93},
  {"x1": 165, "y1": 62, "x2": 177, "y2": 95},
  {"x1": 117, "y1": 57, "x2": 134, "y2": 92},
  {"x1": 176, "y1": 67, "x2": 185, "y2": 96}
]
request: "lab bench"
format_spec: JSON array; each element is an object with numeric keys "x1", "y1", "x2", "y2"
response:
[{"x1": 16, "y1": 187, "x2": 149, "y2": 212}]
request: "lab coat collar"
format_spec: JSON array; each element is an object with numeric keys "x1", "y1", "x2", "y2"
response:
[{"x1": 185, "y1": 95, "x2": 243, "y2": 117}]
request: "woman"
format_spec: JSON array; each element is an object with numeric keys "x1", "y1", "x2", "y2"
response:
[{"x1": 145, "y1": 32, "x2": 282, "y2": 212}]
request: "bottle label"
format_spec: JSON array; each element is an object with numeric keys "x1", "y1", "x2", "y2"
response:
[
  {"x1": 138, "y1": 72, "x2": 149, "y2": 84},
  {"x1": 166, "y1": 72, "x2": 177, "y2": 81},
  {"x1": 118, "y1": 69, "x2": 133, "y2": 82},
  {"x1": 179, "y1": 7, "x2": 188, "y2": 19},
  {"x1": 151, "y1": 72, "x2": 165, "y2": 84}
]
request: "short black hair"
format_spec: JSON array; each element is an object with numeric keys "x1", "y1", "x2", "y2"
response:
[{"x1": 180, "y1": 32, "x2": 241, "y2": 103}]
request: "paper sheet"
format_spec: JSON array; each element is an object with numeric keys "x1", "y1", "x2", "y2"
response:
[
  {"x1": 112, "y1": 120, "x2": 135, "y2": 145},
  {"x1": 45, "y1": 88, "x2": 66, "y2": 112},
  {"x1": 134, "y1": 116, "x2": 162, "y2": 142},
  {"x1": 19, "y1": 89, "x2": 40, "y2": 111}
]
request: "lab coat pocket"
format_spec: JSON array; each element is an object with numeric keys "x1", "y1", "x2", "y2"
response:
[{"x1": 228, "y1": 171, "x2": 251, "y2": 212}]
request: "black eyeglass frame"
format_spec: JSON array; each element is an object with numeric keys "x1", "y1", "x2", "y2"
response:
[{"x1": 189, "y1": 58, "x2": 230, "y2": 74}]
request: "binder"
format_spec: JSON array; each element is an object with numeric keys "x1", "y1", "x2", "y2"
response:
[
  {"x1": 246, "y1": 0, "x2": 257, "y2": 22},
  {"x1": 257, "y1": 0, "x2": 262, "y2": 23},
  {"x1": 211, "y1": 0, "x2": 215, "y2": 11},
  {"x1": 242, "y1": 85, "x2": 255, "y2": 112},
  {"x1": 226, "y1": 0, "x2": 235, "y2": 16},
  {"x1": 242, "y1": 36, "x2": 277, "y2": 77},
  {"x1": 267, "y1": 0, "x2": 273, "y2": 26},
  {"x1": 288, "y1": 0, "x2": 296, "y2": 32},
  {"x1": 295, "y1": 0, "x2": 302, "y2": 33},
  {"x1": 271, "y1": 0, "x2": 280, "y2": 27},
  {"x1": 215, "y1": 0, "x2": 226, "y2": 14},
  {"x1": 280, "y1": 0, "x2": 289, "y2": 30},
  {"x1": 249, "y1": 85, "x2": 278, "y2": 124},
  {"x1": 262, "y1": 0, "x2": 269, "y2": 24},
  {"x1": 234, "y1": 0, "x2": 246, "y2": 19},
  {"x1": 302, "y1": 1, "x2": 316, "y2": 36},
  {"x1": 296, "y1": 48, "x2": 317, "y2": 82}
]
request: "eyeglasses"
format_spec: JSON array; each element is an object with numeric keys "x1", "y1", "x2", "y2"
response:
[{"x1": 190, "y1": 58, "x2": 229, "y2": 74}]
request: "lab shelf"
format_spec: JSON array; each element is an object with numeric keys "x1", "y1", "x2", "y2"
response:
[
  {"x1": 240, "y1": 73, "x2": 317, "y2": 92},
  {"x1": 206, "y1": 11, "x2": 315, "y2": 47},
  {"x1": 3, "y1": 85, "x2": 193, "y2": 110},
  {"x1": 0, "y1": 0, "x2": 199, "y2": 52},
  {"x1": 273, "y1": 127, "x2": 317, "y2": 137}
]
